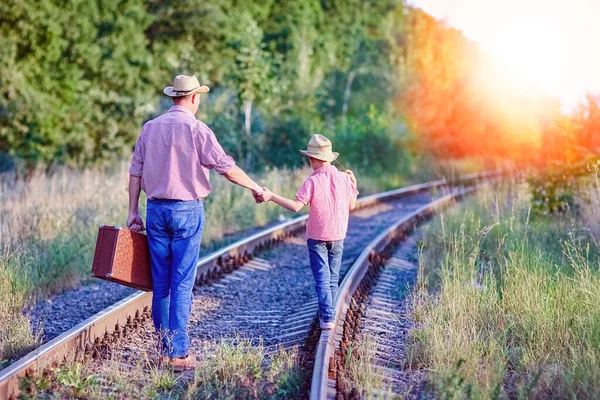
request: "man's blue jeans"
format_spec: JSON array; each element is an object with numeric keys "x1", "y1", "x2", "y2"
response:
[
  {"x1": 307, "y1": 239, "x2": 344, "y2": 323},
  {"x1": 146, "y1": 199, "x2": 204, "y2": 358}
]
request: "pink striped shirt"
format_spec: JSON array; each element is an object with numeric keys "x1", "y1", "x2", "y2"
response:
[
  {"x1": 296, "y1": 165, "x2": 359, "y2": 241},
  {"x1": 129, "y1": 106, "x2": 235, "y2": 200}
]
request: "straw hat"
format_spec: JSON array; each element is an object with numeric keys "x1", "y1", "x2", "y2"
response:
[
  {"x1": 299, "y1": 134, "x2": 339, "y2": 162},
  {"x1": 163, "y1": 75, "x2": 209, "y2": 97}
]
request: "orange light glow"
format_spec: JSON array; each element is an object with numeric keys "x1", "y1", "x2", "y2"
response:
[{"x1": 411, "y1": 0, "x2": 600, "y2": 107}]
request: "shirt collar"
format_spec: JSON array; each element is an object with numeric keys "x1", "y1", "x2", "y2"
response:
[
  {"x1": 168, "y1": 105, "x2": 195, "y2": 117},
  {"x1": 311, "y1": 165, "x2": 336, "y2": 176}
]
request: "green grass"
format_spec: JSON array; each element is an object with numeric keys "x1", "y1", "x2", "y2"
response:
[
  {"x1": 20, "y1": 338, "x2": 304, "y2": 399},
  {"x1": 18, "y1": 349, "x2": 180, "y2": 400},
  {"x1": 410, "y1": 179, "x2": 600, "y2": 399},
  {"x1": 186, "y1": 338, "x2": 303, "y2": 399},
  {"x1": 0, "y1": 250, "x2": 42, "y2": 368},
  {"x1": 342, "y1": 333, "x2": 392, "y2": 399}
]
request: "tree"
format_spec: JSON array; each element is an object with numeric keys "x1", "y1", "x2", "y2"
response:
[
  {"x1": 0, "y1": 0, "x2": 410, "y2": 172},
  {"x1": 573, "y1": 94, "x2": 600, "y2": 153},
  {"x1": 397, "y1": 8, "x2": 547, "y2": 163},
  {"x1": 319, "y1": 0, "x2": 396, "y2": 122},
  {"x1": 0, "y1": 0, "x2": 154, "y2": 167},
  {"x1": 231, "y1": 14, "x2": 274, "y2": 170}
]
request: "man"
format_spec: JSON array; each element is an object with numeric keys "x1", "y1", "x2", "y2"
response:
[{"x1": 127, "y1": 75, "x2": 263, "y2": 371}]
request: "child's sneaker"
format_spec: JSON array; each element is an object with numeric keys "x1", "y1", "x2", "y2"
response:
[{"x1": 320, "y1": 320, "x2": 336, "y2": 330}]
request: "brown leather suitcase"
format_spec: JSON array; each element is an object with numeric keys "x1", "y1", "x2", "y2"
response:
[{"x1": 91, "y1": 225, "x2": 153, "y2": 291}]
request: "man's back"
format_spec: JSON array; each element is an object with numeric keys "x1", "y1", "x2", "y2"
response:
[
  {"x1": 129, "y1": 105, "x2": 234, "y2": 200},
  {"x1": 126, "y1": 74, "x2": 265, "y2": 370}
]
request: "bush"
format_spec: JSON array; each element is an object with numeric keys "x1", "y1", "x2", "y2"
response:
[{"x1": 527, "y1": 159, "x2": 597, "y2": 216}]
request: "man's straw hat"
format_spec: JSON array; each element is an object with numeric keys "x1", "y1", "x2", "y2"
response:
[
  {"x1": 299, "y1": 134, "x2": 339, "y2": 162},
  {"x1": 163, "y1": 75, "x2": 209, "y2": 97}
]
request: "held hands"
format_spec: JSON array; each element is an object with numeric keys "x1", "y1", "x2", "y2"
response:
[
  {"x1": 254, "y1": 187, "x2": 273, "y2": 203},
  {"x1": 252, "y1": 186, "x2": 266, "y2": 204},
  {"x1": 126, "y1": 213, "x2": 145, "y2": 232},
  {"x1": 346, "y1": 169, "x2": 357, "y2": 187}
]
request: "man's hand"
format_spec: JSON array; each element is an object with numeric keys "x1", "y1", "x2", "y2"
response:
[
  {"x1": 346, "y1": 170, "x2": 357, "y2": 187},
  {"x1": 257, "y1": 187, "x2": 273, "y2": 202},
  {"x1": 127, "y1": 213, "x2": 145, "y2": 232},
  {"x1": 252, "y1": 187, "x2": 265, "y2": 204}
]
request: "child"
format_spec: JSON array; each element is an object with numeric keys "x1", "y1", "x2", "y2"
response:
[{"x1": 258, "y1": 134, "x2": 358, "y2": 329}]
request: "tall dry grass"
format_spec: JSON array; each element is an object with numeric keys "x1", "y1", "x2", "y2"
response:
[
  {"x1": 0, "y1": 156, "x2": 484, "y2": 368},
  {"x1": 0, "y1": 162, "x2": 311, "y2": 296},
  {"x1": 0, "y1": 161, "x2": 308, "y2": 367},
  {"x1": 410, "y1": 179, "x2": 600, "y2": 399}
]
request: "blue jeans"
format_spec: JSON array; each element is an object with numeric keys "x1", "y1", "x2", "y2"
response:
[
  {"x1": 146, "y1": 199, "x2": 204, "y2": 358},
  {"x1": 307, "y1": 239, "x2": 344, "y2": 323}
]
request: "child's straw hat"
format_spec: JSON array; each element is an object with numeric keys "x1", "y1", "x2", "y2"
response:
[
  {"x1": 299, "y1": 134, "x2": 339, "y2": 162},
  {"x1": 164, "y1": 75, "x2": 209, "y2": 97}
]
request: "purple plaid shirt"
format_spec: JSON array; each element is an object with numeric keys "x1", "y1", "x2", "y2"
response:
[{"x1": 129, "y1": 106, "x2": 235, "y2": 200}]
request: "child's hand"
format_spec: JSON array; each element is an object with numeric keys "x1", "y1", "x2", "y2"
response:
[
  {"x1": 259, "y1": 187, "x2": 274, "y2": 202},
  {"x1": 346, "y1": 170, "x2": 357, "y2": 187}
]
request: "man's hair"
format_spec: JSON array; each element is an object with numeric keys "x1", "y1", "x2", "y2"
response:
[{"x1": 172, "y1": 94, "x2": 192, "y2": 105}]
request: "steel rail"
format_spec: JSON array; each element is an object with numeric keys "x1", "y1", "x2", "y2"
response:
[
  {"x1": 192, "y1": 177, "x2": 447, "y2": 286},
  {"x1": 0, "y1": 172, "x2": 494, "y2": 399},
  {"x1": 309, "y1": 172, "x2": 499, "y2": 399}
]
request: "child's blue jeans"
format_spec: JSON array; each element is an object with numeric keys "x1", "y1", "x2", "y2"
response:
[
  {"x1": 307, "y1": 238, "x2": 344, "y2": 323},
  {"x1": 146, "y1": 199, "x2": 204, "y2": 358}
]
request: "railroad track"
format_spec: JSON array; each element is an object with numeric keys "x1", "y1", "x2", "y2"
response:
[
  {"x1": 309, "y1": 186, "x2": 480, "y2": 399},
  {"x1": 0, "y1": 171, "x2": 499, "y2": 399}
]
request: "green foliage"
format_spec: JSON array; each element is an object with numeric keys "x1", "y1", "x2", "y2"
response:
[
  {"x1": 259, "y1": 113, "x2": 310, "y2": 169},
  {"x1": 56, "y1": 363, "x2": 100, "y2": 398},
  {"x1": 0, "y1": 0, "x2": 408, "y2": 172},
  {"x1": 231, "y1": 15, "x2": 275, "y2": 106},
  {"x1": 0, "y1": 0, "x2": 154, "y2": 167},
  {"x1": 1, "y1": 0, "x2": 594, "y2": 172},
  {"x1": 332, "y1": 107, "x2": 409, "y2": 175}
]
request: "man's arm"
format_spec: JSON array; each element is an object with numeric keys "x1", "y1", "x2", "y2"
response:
[
  {"x1": 259, "y1": 188, "x2": 305, "y2": 212},
  {"x1": 223, "y1": 165, "x2": 263, "y2": 193},
  {"x1": 127, "y1": 174, "x2": 145, "y2": 232}
]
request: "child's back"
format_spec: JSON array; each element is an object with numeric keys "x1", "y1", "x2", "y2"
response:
[
  {"x1": 258, "y1": 134, "x2": 358, "y2": 330},
  {"x1": 296, "y1": 165, "x2": 357, "y2": 241}
]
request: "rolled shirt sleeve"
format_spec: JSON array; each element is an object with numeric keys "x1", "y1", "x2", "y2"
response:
[
  {"x1": 197, "y1": 123, "x2": 235, "y2": 175},
  {"x1": 295, "y1": 178, "x2": 314, "y2": 206},
  {"x1": 347, "y1": 176, "x2": 359, "y2": 197},
  {"x1": 129, "y1": 128, "x2": 145, "y2": 177}
]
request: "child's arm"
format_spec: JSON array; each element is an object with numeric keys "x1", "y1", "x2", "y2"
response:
[
  {"x1": 261, "y1": 188, "x2": 305, "y2": 213},
  {"x1": 350, "y1": 195, "x2": 357, "y2": 210},
  {"x1": 346, "y1": 170, "x2": 358, "y2": 210}
]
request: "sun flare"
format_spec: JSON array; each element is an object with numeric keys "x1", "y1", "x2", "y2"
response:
[{"x1": 412, "y1": 0, "x2": 600, "y2": 106}]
